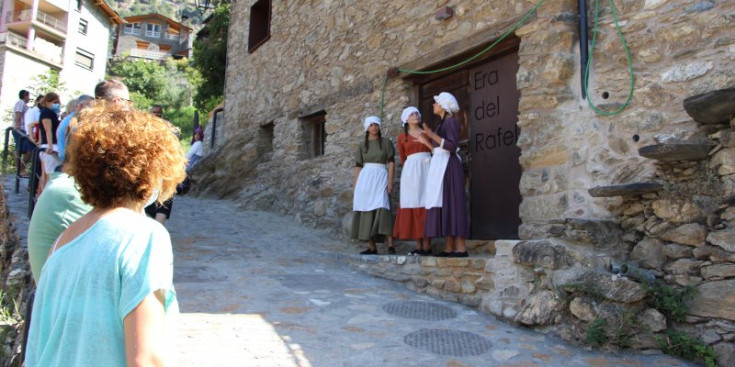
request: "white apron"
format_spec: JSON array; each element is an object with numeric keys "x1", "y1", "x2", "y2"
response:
[
  {"x1": 400, "y1": 152, "x2": 431, "y2": 209},
  {"x1": 424, "y1": 147, "x2": 451, "y2": 209},
  {"x1": 353, "y1": 163, "x2": 390, "y2": 211}
]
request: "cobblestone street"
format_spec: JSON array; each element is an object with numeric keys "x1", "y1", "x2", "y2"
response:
[{"x1": 3, "y1": 178, "x2": 694, "y2": 366}]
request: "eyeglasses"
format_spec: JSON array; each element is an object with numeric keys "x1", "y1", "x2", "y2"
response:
[{"x1": 110, "y1": 97, "x2": 131, "y2": 104}]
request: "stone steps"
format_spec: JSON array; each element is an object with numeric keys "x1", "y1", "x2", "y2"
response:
[
  {"x1": 588, "y1": 182, "x2": 663, "y2": 197},
  {"x1": 683, "y1": 87, "x2": 735, "y2": 124}
]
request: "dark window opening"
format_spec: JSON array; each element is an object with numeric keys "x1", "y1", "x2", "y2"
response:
[
  {"x1": 248, "y1": 0, "x2": 271, "y2": 53},
  {"x1": 301, "y1": 111, "x2": 326, "y2": 158},
  {"x1": 78, "y1": 19, "x2": 88, "y2": 35},
  {"x1": 259, "y1": 120, "x2": 275, "y2": 160}
]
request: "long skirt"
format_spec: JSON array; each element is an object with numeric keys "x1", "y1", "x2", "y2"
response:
[
  {"x1": 425, "y1": 154, "x2": 469, "y2": 238},
  {"x1": 352, "y1": 163, "x2": 392, "y2": 241},
  {"x1": 393, "y1": 152, "x2": 430, "y2": 239}
]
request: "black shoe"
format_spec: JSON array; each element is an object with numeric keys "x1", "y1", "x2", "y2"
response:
[
  {"x1": 387, "y1": 247, "x2": 396, "y2": 254},
  {"x1": 408, "y1": 249, "x2": 422, "y2": 256},
  {"x1": 420, "y1": 249, "x2": 433, "y2": 256},
  {"x1": 434, "y1": 251, "x2": 453, "y2": 257},
  {"x1": 360, "y1": 249, "x2": 377, "y2": 255},
  {"x1": 450, "y1": 251, "x2": 469, "y2": 258}
]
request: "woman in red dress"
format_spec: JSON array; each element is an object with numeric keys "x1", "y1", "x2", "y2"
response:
[{"x1": 393, "y1": 107, "x2": 433, "y2": 255}]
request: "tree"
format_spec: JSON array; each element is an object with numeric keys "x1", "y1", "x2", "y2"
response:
[
  {"x1": 108, "y1": 57, "x2": 200, "y2": 136},
  {"x1": 191, "y1": 3, "x2": 229, "y2": 112},
  {"x1": 28, "y1": 69, "x2": 66, "y2": 97}
]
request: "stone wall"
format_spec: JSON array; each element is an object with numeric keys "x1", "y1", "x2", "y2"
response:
[
  {"x1": 197, "y1": 0, "x2": 735, "y2": 235},
  {"x1": 0, "y1": 185, "x2": 33, "y2": 366}
]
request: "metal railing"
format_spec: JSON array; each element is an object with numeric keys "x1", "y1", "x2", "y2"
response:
[
  {"x1": 2, "y1": 127, "x2": 43, "y2": 218},
  {"x1": 164, "y1": 33, "x2": 179, "y2": 41},
  {"x1": 130, "y1": 48, "x2": 169, "y2": 60},
  {"x1": 10, "y1": 9, "x2": 67, "y2": 33},
  {"x1": 145, "y1": 30, "x2": 161, "y2": 38},
  {"x1": 124, "y1": 27, "x2": 142, "y2": 35}
]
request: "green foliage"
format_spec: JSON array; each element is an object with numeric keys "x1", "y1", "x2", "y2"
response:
[
  {"x1": 586, "y1": 318, "x2": 608, "y2": 347},
  {"x1": 0, "y1": 290, "x2": 20, "y2": 323},
  {"x1": 657, "y1": 329, "x2": 717, "y2": 367},
  {"x1": 644, "y1": 282, "x2": 697, "y2": 323},
  {"x1": 164, "y1": 105, "x2": 198, "y2": 138},
  {"x1": 108, "y1": 57, "x2": 202, "y2": 136},
  {"x1": 191, "y1": 3, "x2": 229, "y2": 112},
  {"x1": 28, "y1": 69, "x2": 66, "y2": 97}
]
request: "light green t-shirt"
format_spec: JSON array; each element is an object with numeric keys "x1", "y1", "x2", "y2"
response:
[
  {"x1": 25, "y1": 209, "x2": 177, "y2": 367},
  {"x1": 27, "y1": 172, "x2": 92, "y2": 282}
]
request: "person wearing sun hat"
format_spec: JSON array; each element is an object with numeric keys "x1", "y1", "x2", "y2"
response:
[
  {"x1": 416, "y1": 92, "x2": 469, "y2": 257},
  {"x1": 352, "y1": 115, "x2": 396, "y2": 255},
  {"x1": 393, "y1": 106, "x2": 433, "y2": 255}
]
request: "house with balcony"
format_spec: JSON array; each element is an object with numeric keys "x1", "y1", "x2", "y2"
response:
[
  {"x1": 0, "y1": 0, "x2": 122, "y2": 124},
  {"x1": 113, "y1": 13, "x2": 192, "y2": 62}
]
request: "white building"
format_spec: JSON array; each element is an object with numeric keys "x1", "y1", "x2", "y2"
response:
[{"x1": 0, "y1": 0, "x2": 122, "y2": 126}]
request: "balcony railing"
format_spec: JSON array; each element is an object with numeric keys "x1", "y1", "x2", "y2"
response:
[
  {"x1": 164, "y1": 33, "x2": 179, "y2": 41},
  {"x1": 0, "y1": 31, "x2": 62, "y2": 65},
  {"x1": 145, "y1": 30, "x2": 161, "y2": 38},
  {"x1": 7, "y1": 9, "x2": 67, "y2": 33},
  {"x1": 130, "y1": 48, "x2": 168, "y2": 61},
  {"x1": 0, "y1": 31, "x2": 28, "y2": 48},
  {"x1": 124, "y1": 27, "x2": 142, "y2": 35}
]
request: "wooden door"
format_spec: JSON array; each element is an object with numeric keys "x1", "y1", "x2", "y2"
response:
[{"x1": 468, "y1": 50, "x2": 521, "y2": 239}]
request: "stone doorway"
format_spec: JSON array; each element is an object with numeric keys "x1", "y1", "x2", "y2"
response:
[{"x1": 414, "y1": 41, "x2": 521, "y2": 240}]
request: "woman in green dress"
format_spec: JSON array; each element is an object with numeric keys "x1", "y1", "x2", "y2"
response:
[{"x1": 351, "y1": 116, "x2": 396, "y2": 254}]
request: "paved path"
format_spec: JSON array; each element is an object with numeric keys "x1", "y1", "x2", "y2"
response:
[{"x1": 4, "y1": 176, "x2": 693, "y2": 366}]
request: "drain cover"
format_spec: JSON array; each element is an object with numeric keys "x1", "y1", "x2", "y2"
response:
[
  {"x1": 404, "y1": 329, "x2": 492, "y2": 356},
  {"x1": 382, "y1": 301, "x2": 457, "y2": 321}
]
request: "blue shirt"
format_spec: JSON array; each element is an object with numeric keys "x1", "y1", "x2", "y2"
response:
[
  {"x1": 25, "y1": 209, "x2": 177, "y2": 367},
  {"x1": 56, "y1": 111, "x2": 74, "y2": 161}
]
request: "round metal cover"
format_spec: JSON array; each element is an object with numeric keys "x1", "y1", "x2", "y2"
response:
[
  {"x1": 404, "y1": 328, "x2": 492, "y2": 356},
  {"x1": 382, "y1": 301, "x2": 457, "y2": 321}
]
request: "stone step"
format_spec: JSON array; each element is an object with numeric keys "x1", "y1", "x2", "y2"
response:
[
  {"x1": 638, "y1": 143, "x2": 714, "y2": 162},
  {"x1": 683, "y1": 87, "x2": 735, "y2": 124},
  {"x1": 588, "y1": 182, "x2": 663, "y2": 197}
]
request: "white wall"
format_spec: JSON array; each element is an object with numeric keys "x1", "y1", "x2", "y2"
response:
[
  {"x1": 59, "y1": 0, "x2": 114, "y2": 100},
  {"x1": 0, "y1": 49, "x2": 51, "y2": 129}
]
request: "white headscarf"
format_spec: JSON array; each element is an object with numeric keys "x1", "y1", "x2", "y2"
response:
[
  {"x1": 433, "y1": 92, "x2": 460, "y2": 113},
  {"x1": 363, "y1": 115, "x2": 381, "y2": 131},
  {"x1": 400, "y1": 106, "x2": 420, "y2": 126}
]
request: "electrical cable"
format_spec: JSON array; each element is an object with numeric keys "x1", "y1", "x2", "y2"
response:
[
  {"x1": 379, "y1": 0, "x2": 635, "y2": 121},
  {"x1": 583, "y1": 0, "x2": 635, "y2": 116}
]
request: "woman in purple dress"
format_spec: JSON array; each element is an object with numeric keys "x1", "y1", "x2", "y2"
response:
[{"x1": 417, "y1": 92, "x2": 469, "y2": 257}]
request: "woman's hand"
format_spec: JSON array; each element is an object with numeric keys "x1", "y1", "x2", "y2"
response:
[
  {"x1": 416, "y1": 133, "x2": 429, "y2": 146},
  {"x1": 387, "y1": 183, "x2": 393, "y2": 196}
]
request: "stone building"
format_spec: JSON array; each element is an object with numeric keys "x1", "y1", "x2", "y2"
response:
[
  {"x1": 193, "y1": 0, "x2": 735, "y2": 364},
  {"x1": 113, "y1": 12, "x2": 193, "y2": 61}
]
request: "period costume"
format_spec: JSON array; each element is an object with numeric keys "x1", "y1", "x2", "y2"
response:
[
  {"x1": 351, "y1": 116, "x2": 395, "y2": 241},
  {"x1": 424, "y1": 93, "x2": 469, "y2": 238},
  {"x1": 393, "y1": 107, "x2": 432, "y2": 240}
]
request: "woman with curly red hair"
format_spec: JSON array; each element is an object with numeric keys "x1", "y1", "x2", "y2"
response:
[{"x1": 25, "y1": 103, "x2": 187, "y2": 366}]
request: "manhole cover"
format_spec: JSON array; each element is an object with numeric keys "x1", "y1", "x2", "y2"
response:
[
  {"x1": 404, "y1": 329, "x2": 492, "y2": 356},
  {"x1": 382, "y1": 301, "x2": 457, "y2": 321}
]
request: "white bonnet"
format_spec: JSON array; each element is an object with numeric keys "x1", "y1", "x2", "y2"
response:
[
  {"x1": 363, "y1": 115, "x2": 381, "y2": 131},
  {"x1": 433, "y1": 92, "x2": 460, "y2": 113},
  {"x1": 400, "y1": 106, "x2": 420, "y2": 126}
]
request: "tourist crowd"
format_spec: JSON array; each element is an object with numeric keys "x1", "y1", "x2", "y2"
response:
[{"x1": 11, "y1": 79, "x2": 199, "y2": 366}]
